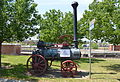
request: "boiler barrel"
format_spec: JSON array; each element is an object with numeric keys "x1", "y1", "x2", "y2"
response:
[{"x1": 34, "y1": 48, "x2": 81, "y2": 60}]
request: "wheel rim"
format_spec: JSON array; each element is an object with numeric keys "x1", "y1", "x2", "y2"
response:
[
  {"x1": 61, "y1": 60, "x2": 77, "y2": 77},
  {"x1": 26, "y1": 54, "x2": 47, "y2": 76}
]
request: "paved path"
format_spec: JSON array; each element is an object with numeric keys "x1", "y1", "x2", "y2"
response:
[
  {"x1": 0, "y1": 78, "x2": 29, "y2": 82},
  {"x1": 0, "y1": 78, "x2": 39, "y2": 82}
]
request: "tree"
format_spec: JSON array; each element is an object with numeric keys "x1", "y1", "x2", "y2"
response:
[
  {"x1": 78, "y1": 0, "x2": 120, "y2": 45},
  {"x1": 38, "y1": 9, "x2": 63, "y2": 43},
  {"x1": 38, "y1": 9, "x2": 78, "y2": 44},
  {"x1": 0, "y1": 0, "x2": 39, "y2": 68}
]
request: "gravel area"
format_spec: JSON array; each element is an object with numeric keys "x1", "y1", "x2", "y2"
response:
[{"x1": 27, "y1": 68, "x2": 89, "y2": 79}]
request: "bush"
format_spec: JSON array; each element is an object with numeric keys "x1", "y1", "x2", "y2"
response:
[
  {"x1": 91, "y1": 43, "x2": 98, "y2": 49},
  {"x1": 78, "y1": 44, "x2": 84, "y2": 49}
]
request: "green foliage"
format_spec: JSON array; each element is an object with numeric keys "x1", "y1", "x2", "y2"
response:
[
  {"x1": 78, "y1": 44, "x2": 84, "y2": 49},
  {"x1": 38, "y1": 9, "x2": 84, "y2": 44},
  {"x1": 38, "y1": 9, "x2": 71, "y2": 43},
  {"x1": 0, "y1": 0, "x2": 39, "y2": 42},
  {"x1": 91, "y1": 42, "x2": 98, "y2": 49},
  {"x1": 78, "y1": 0, "x2": 120, "y2": 45},
  {"x1": 38, "y1": 9, "x2": 63, "y2": 43}
]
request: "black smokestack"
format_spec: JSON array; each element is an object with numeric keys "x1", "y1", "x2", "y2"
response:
[{"x1": 71, "y1": 1, "x2": 78, "y2": 48}]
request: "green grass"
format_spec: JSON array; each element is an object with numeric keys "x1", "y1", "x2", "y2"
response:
[{"x1": 0, "y1": 55, "x2": 120, "y2": 82}]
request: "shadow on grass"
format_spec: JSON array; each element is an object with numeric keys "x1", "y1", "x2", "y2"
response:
[
  {"x1": 74, "y1": 58, "x2": 105, "y2": 64},
  {"x1": 0, "y1": 63, "x2": 27, "y2": 79},
  {"x1": 38, "y1": 68, "x2": 89, "y2": 78},
  {"x1": 0, "y1": 63, "x2": 38, "y2": 81},
  {"x1": 117, "y1": 79, "x2": 120, "y2": 81},
  {"x1": 1, "y1": 55, "x2": 6, "y2": 58},
  {"x1": 102, "y1": 64, "x2": 120, "y2": 72},
  {"x1": 0, "y1": 62, "x2": 89, "y2": 80}
]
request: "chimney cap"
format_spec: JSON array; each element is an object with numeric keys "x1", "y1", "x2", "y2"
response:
[{"x1": 71, "y1": 1, "x2": 78, "y2": 8}]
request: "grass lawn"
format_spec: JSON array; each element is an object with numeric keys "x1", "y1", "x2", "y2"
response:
[{"x1": 0, "y1": 55, "x2": 120, "y2": 82}]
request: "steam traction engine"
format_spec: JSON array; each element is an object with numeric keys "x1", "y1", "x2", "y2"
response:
[{"x1": 26, "y1": 2, "x2": 81, "y2": 77}]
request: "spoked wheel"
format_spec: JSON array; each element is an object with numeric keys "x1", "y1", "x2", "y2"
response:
[
  {"x1": 61, "y1": 60, "x2": 77, "y2": 77},
  {"x1": 26, "y1": 54, "x2": 47, "y2": 76}
]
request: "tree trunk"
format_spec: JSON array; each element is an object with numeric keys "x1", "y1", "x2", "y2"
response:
[
  {"x1": 113, "y1": 44, "x2": 116, "y2": 51},
  {"x1": 0, "y1": 41, "x2": 2, "y2": 68}
]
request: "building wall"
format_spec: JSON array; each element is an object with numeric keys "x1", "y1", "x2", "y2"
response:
[
  {"x1": 109, "y1": 45, "x2": 120, "y2": 51},
  {"x1": 1, "y1": 45, "x2": 21, "y2": 55}
]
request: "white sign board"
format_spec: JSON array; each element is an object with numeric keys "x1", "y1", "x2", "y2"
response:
[
  {"x1": 89, "y1": 19, "x2": 95, "y2": 30},
  {"x1": 59, "y1": 49, "x2": 70, "y2": 57}
]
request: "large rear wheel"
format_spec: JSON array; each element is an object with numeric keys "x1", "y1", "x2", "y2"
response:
[{"x1": 26, "y1": 54, "x2": 47, "y2": 76}]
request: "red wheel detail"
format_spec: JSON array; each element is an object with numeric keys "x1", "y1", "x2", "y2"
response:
[
  {"x1": 59, "y1": 35, "x2": 73, "y2": 44},
  {"x1": 26, "y1": 54, "x2": 47, "y2": 76},
  {"x1": 61, "y1": 60, "x2": 77, "y2": 77},
  {"x1": 59, "y1": 35, "x2": 73, "y2": 39}
]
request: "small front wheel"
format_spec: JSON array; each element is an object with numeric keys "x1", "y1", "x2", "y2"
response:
[{"x1": 61, "y1": 60, "x2": 77, "y2": 77}]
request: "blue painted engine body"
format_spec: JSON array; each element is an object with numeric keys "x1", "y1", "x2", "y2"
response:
[
  {"x1": 32, "y1": 48, "x2": 81, "y2": 60},
  {"x1": 32, "y1": 40, "x2": 81, "y2": 60}
]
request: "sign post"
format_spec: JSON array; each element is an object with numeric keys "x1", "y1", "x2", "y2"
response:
[{"x1": 89, "y1": 19, "x2": 95, "y2": 79}]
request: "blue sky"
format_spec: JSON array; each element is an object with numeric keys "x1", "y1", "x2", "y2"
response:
[
  {"x1": 34, "y1": 0, "x2": 94, "y2": 20},
  {"x1": 31, "y1": 0, "x2": 94, "y2": 40}
]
